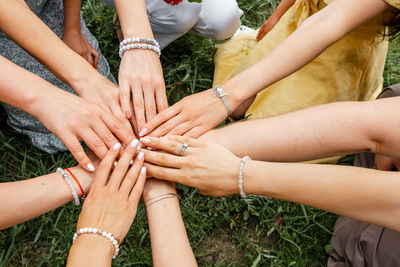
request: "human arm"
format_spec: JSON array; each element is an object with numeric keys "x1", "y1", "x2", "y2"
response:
[
  {"x1": 140, "y1": 0, "x2": 392, "y2": 138},
  {"x1": 143, "y1": 179, "x2": 197, "y2": 267},
  {"x1": 0, "y1": 0, "x2": 132, "y2": 134},
  {"x1": 141, "y1": 136, "x2": 400, "y2": 232},
  {"x1": 62, "y1": 0, "x2": 99, "y2": 67},
  {"x1": 67, "y1": 140, "x2": 146, "y2": 266},
  {"x1": 0, "y1": 166, "x2": 93, "y2": 230},
  {"x1": 0, "y1": 55, "x2": 133, "y2": 171},
  {"x1": 114, "y1": 0, "x2": 167, "y2": 130},
  {"x1": 256, "y1": 0, "x2": 295, "y2": 41}
]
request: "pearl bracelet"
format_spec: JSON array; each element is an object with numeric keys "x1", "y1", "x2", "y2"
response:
[
  {"x1": 119, "y1": 43, "x2": 161, "y2": 58},
  {"x1": 238, "y1": 156, "x2": 251, "y2": 198},
  {"x1": 57, "y1": 167, "x2": 80, "y2": 206},
  {"x1": 73, "y1": 227, "x2": 120, "y2": 259},
  {"x1": 120, "y1": 37, "x2": 159, "y2": 48}
]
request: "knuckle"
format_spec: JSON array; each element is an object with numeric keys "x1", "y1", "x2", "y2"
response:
[
  {"x1": 133, "y1": 99, "x2": 144, "y2": 110},
  {"x1": 91, "y1": 138, "x2": 104, "y2": 148}
]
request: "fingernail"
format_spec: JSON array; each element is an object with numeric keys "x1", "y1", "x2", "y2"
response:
[
  {"x1": 141, "y1": 166, "x2": 146, "y2": 174},
  {"x1": 130, "y1": 159, "x2": 134, "y2": 165},
  {"x1": 138, "y1": 143, "x2": 142, "y2": 150},
  {"x1": 113, "y1": 161, "x2": 118, "y2": 167},
  {"x1": 160, "y1": 136, "x2": 169, "y2": 140},
  {"x1": 147, "y1": 146, "x2": 153, "y2": 151},
  {"x1": 130, "y1": 139, "x2": 139, "y2": 148},
  {"x1": 125, "y1": 111, "x2": 131, "y2": 119},
  {"x1": 112, "y1": 142, "x2": 121, "y2": 150},
  {"x1": 140, "y1": 138, "x2": 151, "y2": 144},
  {"x1": 139, "y1": 128, "x2": 148, "y2": 137},
  {"x1": 87, "y1": 163, "x2": 95, "y2": 172},
  {"x1": 138, "y1": 151, "x2": 144, "y2": 159}
]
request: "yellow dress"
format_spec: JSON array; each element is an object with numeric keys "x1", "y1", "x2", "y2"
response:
[{"x1": 214, "y1": 0, "x2": 389, "y2": 121}]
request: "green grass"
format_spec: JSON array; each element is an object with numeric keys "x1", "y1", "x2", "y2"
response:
[{"x1": 1, "y1": 0, "x2": 399, "y2": 266}]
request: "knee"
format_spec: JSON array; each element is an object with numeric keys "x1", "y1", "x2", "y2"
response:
[
  {"x1": 173, "y1": 6, "x2": 202, "y2": 34},
  {"x1": 200, "y1": 1, "x2": 243, "y2": 40}
]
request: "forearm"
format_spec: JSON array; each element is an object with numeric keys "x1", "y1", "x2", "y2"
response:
[
  {"x1": 0, "y1": 166, "x2": 92, "y2": 230},
  {"x1": 63, "y1": 0, "x2": 81, "y2": 33},
  {"x1": 224, "y1": 0, "x2": 390, "y2": 106},
  {"x1": 144, "y1": 183, "x2": 196, "y2": 267},
  {"x1": 272, "y1": 0, "x2": 295, "y2": 19},
  {"x1": 245, "y1": 160, "x2": 400, "y2": 231},
  {"x1": 201, "y1": 98, "x2": 400, "y2": 162},
  {"x1": 0, "y1": 0, "x2": 99, "y2": 93},
  {"x1": 67, "y1": 234, "x2": 113, "y2": 267},
  {"x1": 114, "y1": 0, "x2": 153, "y2": 39}
]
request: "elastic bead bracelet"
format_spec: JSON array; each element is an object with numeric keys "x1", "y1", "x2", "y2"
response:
[
  {"x1": 119, "y1": 37, "x2": 159, "y2": 48},
  {"x1": 65, "y1": 168, "x2": 86, "y2": 200},
  {"x1": 145, "y1": 193, "x2": 180, "y2": 208},
  {"x1": 73, "y1": 227, "x2": 120, "y2": 259},
  {"x1": 119, "y1": 43, "x2": 161, "y2": 58},
  {"x1": 57, "y1": 168, "x2": 80, "y2": 206},
  {"x1": 238, "y1": 156, "x2": 251, "y2": 198}
]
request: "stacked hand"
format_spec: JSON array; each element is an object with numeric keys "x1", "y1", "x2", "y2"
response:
[{"x1": 141, "y1": 135, "x2": 241, "y2": 196}]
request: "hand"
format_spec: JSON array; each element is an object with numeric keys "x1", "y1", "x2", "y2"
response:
[
  {"x1": 119, "y1": 49, "x2": 168, "y2": 131},
  {"x1": 375, "y1": 154, "x2": 400, "y2": 171},
  {"x1": 140, "y1": 89, "x2": 229, "y2": 138},
  {"x1": 76, "y1": 140, "x2": 146, "y2": 242},
  {"x1": 141, "y1": 135, "x2": 240, "y2": 196},
  {"x1": 62, "y1": 29, "x2": 99, "y2": 68},
  {"x1": 256, "y1": 15, "x2": 279, "y2": 41},
  {"x1": 33, "y1": 89, "x2": 135, "y2": 172}
]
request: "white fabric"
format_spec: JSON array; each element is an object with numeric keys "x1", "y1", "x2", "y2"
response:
[{"x1": 103, "y1": 0, "x2": 243, "y2": 49}]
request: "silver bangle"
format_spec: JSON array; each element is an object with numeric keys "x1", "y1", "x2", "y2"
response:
[
  {"x1": 73, "y1": 227, "x2": 120, "y2": 259},
  {"x1": 238, "y1": 156, "x2": 251, "y2": 198},
  {"x1": 57, "y1": 168, "x2": 80, "y2": 206},
  {"x1": 212, "y1": 85, "x2": 232, "y2": 117},
  {"x1": 145, "y1": 193, "x2": 180, "y2": 208}
]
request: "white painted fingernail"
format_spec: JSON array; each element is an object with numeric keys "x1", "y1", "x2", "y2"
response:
[
  {"x1": 130, "y1": 139, "x2": 139, "y2": 148},
  {"x1": 87, "y1": 163, "x2": 95, "y2": 172},
  {"x1": 147, "y1": 146, "x2": 153, "y2": 151},
  {"x1": 139, "y1": 128, "x2": 148, "y2": 137},
  {"x1": 137, "y1": 143, "x2": 142, "y2": 150},
  {"x1": 138, "y1": 151, "x2": 144, "y2": 159},
  {"x1": 113, "y1": 161, "x2": 118, "y2": 167},
  {"x1": 130, "y1": 159, "x2": 134, "y2": 165},
  {"x1": 141, "y1": 166, "x2": 146, "y2": 174},
  {"x1": 160, "y1": 136, "x2": 169, "y2": 140},
  {"x1": 112, "y1": 142, "x2": 121, "y2": 150},
  {"x1": 140, "y1": 138, "x2": 151, "y2": 144}
]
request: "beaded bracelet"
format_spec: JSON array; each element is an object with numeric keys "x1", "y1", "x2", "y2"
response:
[
  {"x1": 238, "y1": 156, "x2": 251, "y2": 198},
  {"x1": 119, "y1": 37, "x2": 159, "y2": 48},
  {"x1": 57, "y1": 167, "x2": 80, "y2": 206},
  {"x1": 73, "y1": 227, "x2": 120, "y2": 259},
  {"x1": 145, "y1": 193, "x2": 180, "y2": 208},
  {"x1": 119, "y1": 43, "x2": 161, "y2": 58}
]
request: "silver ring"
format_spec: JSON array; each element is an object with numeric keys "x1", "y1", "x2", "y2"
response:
[{"x1": 178, "y1": 143, "x2": 189, "y2": 156}]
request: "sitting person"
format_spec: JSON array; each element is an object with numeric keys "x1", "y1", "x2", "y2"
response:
[{"x1": 141, "y1": 85, "x2": 400, "y2": 266}]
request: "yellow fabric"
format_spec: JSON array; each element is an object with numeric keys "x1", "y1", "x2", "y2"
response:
[
  {"x1": 385, "y1": 0, "x2": 400, "y2": 9},
  {"x1": 213, "y1": 0, "x2": 389, "y2": 164}
]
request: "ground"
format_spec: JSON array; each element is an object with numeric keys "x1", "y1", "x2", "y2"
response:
[{"x1": 1, "y1": 0, "x2": 400, "y2": 266}]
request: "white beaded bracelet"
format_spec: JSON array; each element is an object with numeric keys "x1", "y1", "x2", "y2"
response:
[
  {"x1": 57, "y1": 167, "x2": 80, "y2": 206},
  {"x1": 119, "y1": 43, "x2": 161, "y2": 58},
  {"x1": 238, "y1": 156, "x2": 251, "y2": 198},
  {"x1": 73, "y1": 227, "x2": 120, "y2": 259},
  {"x1": 119, "y1": 37, "x2": 159, "y2": 48}
]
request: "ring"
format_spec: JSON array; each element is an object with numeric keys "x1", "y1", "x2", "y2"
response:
[{"x1": 178, "y1": 143, "x2": 189, "y2": 156}]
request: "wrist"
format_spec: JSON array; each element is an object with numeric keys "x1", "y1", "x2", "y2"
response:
[
  {"x1": 73, "y1": 233, "x2": 114, "y2": 258},
  {"x1": 67, "y1": 68, "x2": 104, "y2": 96},
  {"x1": 220, "y1": 80, "x2": 247, "y2": 111},
  {"x1": 68, "y1": 166, "x2": 94, "y2": 197},
  {"x1": 142, "y1": 179, "x2": 176, "y2": 202}
]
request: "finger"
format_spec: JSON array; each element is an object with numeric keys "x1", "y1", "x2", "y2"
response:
[
  {"x1": 110, "y1": 102, "x2": 134, "y2": 134},
  {"x1": 183, "y1": 126, "x2": 205, "y2": 138},
  {"x1": 120, "y1": 150, "x2": 144, "y2": 197},
  {"x1": 166, "y1": 135, "x2": 202, "y2": 147},
  {"x1": 142, "y1": 149, "x2": 183, "y2": 168},
  {"x1": 132, "y1": 82, "x2": 147, "y2": 132},
  {"x1": 62, "y1": 134, "x2": 96, "y2": 172},
  {"x1": 142, "y1": 84, "x2": 157, "y2": 122},
  {"x1": 86, "y1": 53, "x2": 94, "y2": 66},
  {"x1": 140, "y1": 136, "x2": 182, "y2": 155},
  {"x1": 144, "y1": 162, "x2": 180, "y2": 182},
  {"x1": 101, "y1": 111, "x2": 136, "y2": 148},
  {"x1": 95, "y1": 142, "x2": 122, "y2": 186},
  {"x1": 128, "y1": 165, "x2": 147, "y2": 206},
  {"x1": 167, "y1": 121, "x2": 193, "y2": 136},
  {"x1": 108, "y1": 139, "x2": 140, "y2": 190},
  {"x1": 79, "y1": 128, "x2": 108, "y2": 160},
  {"x1": 149, "y1": 115, "x2": 187, "y2": 138},
  {"x1": 120, "y1": 79, "x2": 132, "y2": 119},
  {"x1": 91, "y1": 122, "x2": 119, "y2": 149},
  {"x1": 92, "y1": 49, "x2": 99, "y2": 68},
  {"x1": 139, "y1": 106, "x2": 180, "y2": 137},
  {"x1": 155, "y1": 83, "x2": 168, "y2": 113}
]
